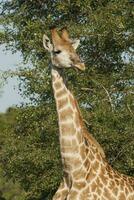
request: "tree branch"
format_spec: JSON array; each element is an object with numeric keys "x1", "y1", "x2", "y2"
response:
[
  {"x1": 81, "y1": 87, "x2": 93, "y2": 91},
  {"x1": 100, "y1": 84, "x2": 114, "y2": 112}
]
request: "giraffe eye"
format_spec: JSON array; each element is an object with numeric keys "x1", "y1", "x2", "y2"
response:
[{"x1": 54, "y1": 50, "x2": 61, "y2": 54}]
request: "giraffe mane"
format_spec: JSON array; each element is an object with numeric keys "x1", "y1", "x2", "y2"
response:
[{"x1": 74, "y1": 98, "x2": 106, "y2": 158}]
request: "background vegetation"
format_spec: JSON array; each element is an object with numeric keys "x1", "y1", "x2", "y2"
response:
[{"x1": 0, "y1": 0, "x2": 134, "y2": 199}]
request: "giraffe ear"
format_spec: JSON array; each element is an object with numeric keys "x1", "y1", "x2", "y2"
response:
[
  {"x1": 43, "y1": 34, "x2": 53, "y2": 52},
  {"x1": 71, "y1": 39, "x2": 80, "y2": 50}
]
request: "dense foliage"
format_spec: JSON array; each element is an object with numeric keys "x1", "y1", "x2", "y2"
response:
[
  {"x1": 0, "y1": 109, "x2": 25, "y2": 200},
  {"x1": 0, "y1": 0, "x2": 134, "y2": 199}
]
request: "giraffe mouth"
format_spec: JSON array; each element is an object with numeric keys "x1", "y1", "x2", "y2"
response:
[{"x1": 74, "y1": 63, "x2": 85, "y2": 71}]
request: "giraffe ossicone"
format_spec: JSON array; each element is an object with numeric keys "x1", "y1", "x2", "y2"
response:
[{"x1": 43, "y1": 27, "x2": 134, "y2": 200}]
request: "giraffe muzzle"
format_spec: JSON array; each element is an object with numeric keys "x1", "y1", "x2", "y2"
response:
[{"x1": 74, "y1": 63, "x2": 85, "y2": 71}]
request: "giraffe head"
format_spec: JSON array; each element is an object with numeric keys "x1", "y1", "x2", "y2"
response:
[{"x1": 43, "y1": 27, "x2": 85, "y2": 71}]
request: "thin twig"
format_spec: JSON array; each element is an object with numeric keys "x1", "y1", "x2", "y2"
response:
[
  {"x1": 81, "y1": 87, "x2": 93, "y2": 91},
  {"x1": 83, "y1": 119, "x2": 91, "y2": 126},
  {"x1": 111, "y1": 147, "x2": 125, "y2": 164},
  {"x1": 84, "y1": 78, "x2": 114, "y2": 112},
  {"x1": 100, "y1": 84, "x2": 114, "y2": 112},
  {"x1": 94, "y1": 79, "x2": 114, "y2": 112},
  {"x1": 111, "y1": 140, "x2": 134, "y2": 164},
  {"x1": 126, "y1": 103, "x2": 133, "y2": 116}
]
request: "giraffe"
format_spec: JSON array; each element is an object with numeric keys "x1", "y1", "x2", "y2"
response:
[{"x1": 43, "y1": 27, "x2": 134, "y2": 200}]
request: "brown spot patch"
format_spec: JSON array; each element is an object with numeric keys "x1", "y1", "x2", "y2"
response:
[
  {"x1": 79, "y1": 187, "x2": 89, "y2": 199},
  {"x1": 109, "y1": 180, "x2": 116, "y2": 190},
  {"x1": 96, "y1": 153, "x2": 101, "y2": 161},
  {"x1": 73, "y1": 168, "x2": 86, "y2": 180},
  {"x1": 72, "y1": 157, "x2": 82, "y2": 167},
  {"x1": 113, "y1": 187, "x2": 119, "y2": 196},
  {"x1": 93, "y1": 194, "x2": 98, "y2": 199},
  {"x1": 54, "y1": 81, "x2": 62, "y2": 90},
  {"x1": 69, "y1": 190, "x2": 77, "y2": 199},
  {"x1": 119, "y1": 192, "x2": 126, "y2": 200},
  {"x1": 101, "y1": 174, "x2": 108, "y2": 185},
  {"x1": 89, "y1": 150, "x2": 95, "y2": 161},
  {"x1": 56, "y1": 88, "x2": 67, "y2": 98},
  {"x1": 61, "y1": 138, "x2": 72, "y2": 146},
  {"x1": 86, "y1": 169, "x2": 96, "y2": 182},
  {"x1": 69, "y1": 94, "x2": 77, "y2": 109},
  {"x1": 60, "y1": 122, "x2": 75, "y2": 135},
  {"x1": 73, "y1": 181, "x2": 86, "y2": 190},
  {"x1": 93, "y1": 160, "x2": 99, "y2": 172},
  {"x1": 125, "y1": 187, "x2": 129, "y2": 196},
  {"x1": 103, "y1": 188, "x2": 115, "y2": 200},
  {"x1": 91, "y1": 182, "x2": 97, "y2": 192},
  {"x1": 57, "y1": 97, "x2": 68, "y2": 109},
  {"x1": 96, "y1": 187, "x2": 102, "y2": 195},
  {"x1": 84, "y1": 158, "x2": 90, "y2": 168},
  {"x1": 61, "y1": 145, "x2": 78, "y2": 153},
  {"x1": 74, "y1": 113, "x2": 80, "y2": 127},
  {"x1": 96, "y1": 177, "x2": 101, "y2": 185},
  {"x1": 128, "y1": 194, "x2": 134, "y2": 200},
  {"x1": 79, "y1": 144, "x2": 86, "y2": 160},
  {"x1": 59, "y1": 107, "x2": 73, "y2": 121}
]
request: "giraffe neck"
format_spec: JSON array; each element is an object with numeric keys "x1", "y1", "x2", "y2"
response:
[
  {"x1": 52, "y1": 68, "x2": 86, "y2": 170},
  {"x1": 51, "y1": 67, "x2": 105, "y2": 183}
]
